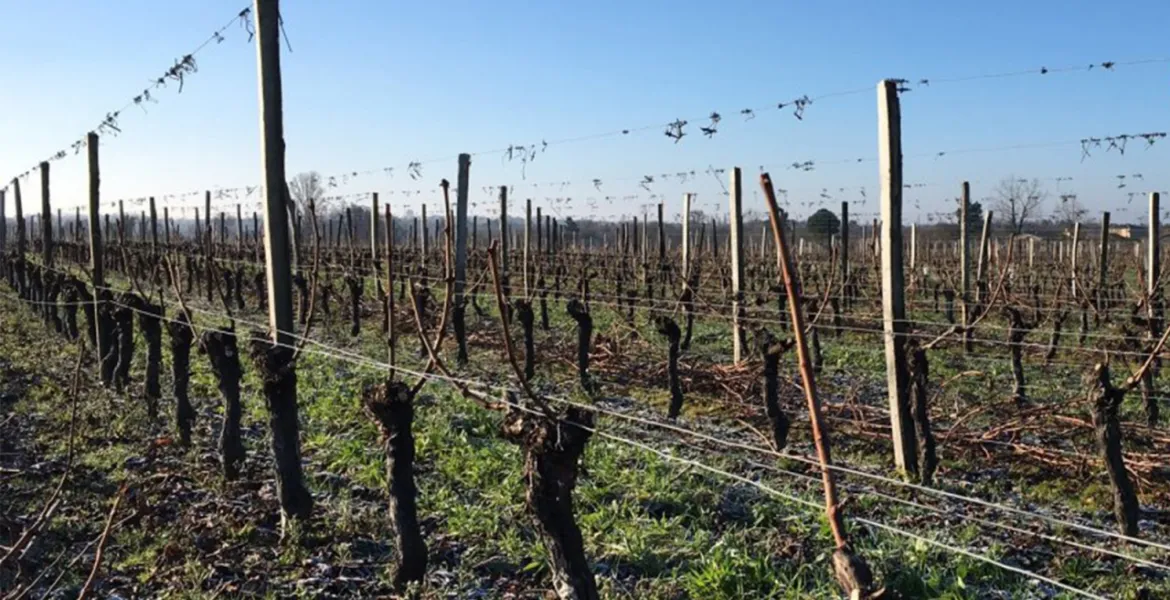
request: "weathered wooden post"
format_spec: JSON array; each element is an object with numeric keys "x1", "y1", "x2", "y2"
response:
[
  {"x1": 1072, "y1": 221, "x2": 1081, "y2": 297},
  {"x1": 498, "y1": 186, "x2": 509, "y2": 277},
  {"x1": 840, "y1": 201, "x2": 849, "y2": 310},
  {"x1": 1150, "y1": 194, "x2": 1161, "y2": 300},
  {"x1": 144, "y1": 198, "x2": 156, "y2": 252},
  {"x1": 681, "y1": 193, "x2": 693, "y2": 282},
  {"x1": 657, "y1": 202, "x2": 665, "y2": 261},
  {"x1": 878, "y1": 80, "x2": 917, "y2": 477},
  {"x1": 524, "y1": 198, "x2": 532, "y2": 296},
  {"x1": 254, "y1": 0, "x2": 311, "y2": 521},
  {"x1": 236, "y1": 203, "x2": 244, "y2": 252},
  {"x1": 420, "y1": 204, "x2": 428, "y2": 269},
  {"x1": 87, "y1": 133, "x2": 104, "y2": 361},
  {"x1": 729, "y1": 168, "x2": 745, "y2": 364},
  {"x1": 14, "y1": 178, "x2": 24, "y2": 272},
  {"x1": 1098, "y1": 211, "x2": 1110, "y2": 309},
  {"x1": 909, "y1": 222, "x2": 917, "y2": 272},
  {"x1": 454, "y1": 155, "x2": 471, "y2": 363},
  {"x1": 976, "y1": 211, "x2": 992, "y2": 285},
  {"x1": 39, "y1": 162, "x2": 52, "y2": 267},
  {"x1": 960, "y1": 183, "x2": 971, "y2": 353},
  {"x1": 0, "y1": 189, "x2": 6, "y2": 258}
]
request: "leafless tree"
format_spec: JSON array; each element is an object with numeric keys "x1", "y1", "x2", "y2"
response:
[
  {"x1": 1052, "y1": 193, "x2": 1087, "y2": 229},
  {"x1": 289, "y1": 172, "x2": 325, "y2": 217},
  {"x1": 993, "y1": 176, "x2": 1047, "y2": 234},
  {"x1": 287, "y1": 172, "x2": 324, "y2": 273}
]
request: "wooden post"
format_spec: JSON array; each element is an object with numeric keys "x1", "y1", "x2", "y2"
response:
[
  {"x1": 681, "y1": 193, "x2": 693, "y2": 282},
  {"x1": 87, "y1": 132, "x2": 104, "y2": 342},
  {"x1": 420, "y1": 204, "x2": 428, "y2": 268},
  {"x1": 657, "y1": 202, "x2": 665, "y2": 261},
  {"x1": 840, "y1": 201, "x2": 849, "y2": 283},
  {"x1": 254, "y1": 0, "x2": 311, "y2": 521},
  {"x1": 1150, "y1": 193, "x2": 1161, "y2": 301},
  {"x1": 1072, "y1": 222, "x2": 1081, "y2": 298},
  {"x1": 149, "y1": 198, "x2": 159, "y2": 251},
  {"x1": 256, "y1": 0, "x2": 294, "y2": 345},
  {"x1": 0, "y1": 190, "x2": 5, "y2": 257},
  {"x1": 455, "y1": 154, "x2": 470, "y2": 301},
  {"x1": 877, "y1": 80, "x2": 916, "y2": 476},
  {"x1": 236, "y1": 203, "x2": 244, "y2": 252},
  {"x1": 960, "y1": 181, "x2": 970, "y2": 345},
  {"x1": 1028, "y1": 237, "x2": 1035, "y2": 268},
  {"x1": 976, "y1": 211, "x2": 992, "y2": 284},
  {"x1": 204, "y1": 191, "x2": 212, "y2": 247},
  {"x1": 909, "y1": 222, "x2": 917, "y2": 271},
  {"x1": 1098, "y1": 211, "x2": 1110, "y2": 309},
  {"x1": 370, "y1": 193, "x2": 380, "y2": 288},
  {"x1": 13, "y1": 178, "x2": 24, "y2": 267},
  {"x1": 536, "y1": 207, "x2": 543, "y2": 258},
  {"x1": 39, "y1": 162, "x2": 52, "y2": 267},
  {"x1": 729, "y1": 168, "x2": 745, "y2": 364},
  {"x1": 164, "y1": 207, "x2": 170, "y2": 245},
  {"x1": 524, "y1": 198, "x2": 532, "y2": 296},
  {"x1": 498, "y1": 186, "x2": 509, "y2": 276}
]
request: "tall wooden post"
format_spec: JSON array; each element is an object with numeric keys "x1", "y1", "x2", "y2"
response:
[
  {"x1": 370, "y1": 193, "x2": 379, "y2": 288},
  {"x1": 524, "y1": 198, "x2": 532, "y2": 296},
  {"x1": 87, "y1": 133, "x2": 104, "y2": 350},
  {"x1": 455, "y1": 154, "x2": 470, "y2": 300},
  {"x1": 909, "y1": 222, "x2": 917, "y2": 271},
  {"x1": 536, "y1": 207, "x2": 543, "y2": 257},
  {"x1": 840, "y1": 201, "x2": 849, "y2": 298},
  {"x1": 959, "y1": 182, "x2": 971, "y2": 352},
  {"x1": 236, "y1": 203, "x2": 244, "y2": 252},
  {"x1": 39, "y1": 162, "x2": 52, "y2": 267},
  {"x1": 1150, "y1": 193, "x2": 1161, "y2": 301},
  {"x1": 1071, "y1": 222, "x2": 1081, "y2": 298},
  {"x1": 976, "y1": 211, "x2": 992, "y2": 285},
  {"x1": 681, "y1": 193, "x2": 693, "y2": 282},
  {"x1": 149, "y1": 197, "x2": 159, "y2": 251},
  {"x1": 878, "y1": 80, "x2": 916, "y2": 476},
  {"x1": 164, "y1": 207, "x2": 171, "y2": 245},
  {"x1": 420, "y1": 204, "x2": 428, "y2": 268},
  {"x1": 254, "y1": 0, "x2": 310, "y2": 520},
  {"x1": 13, "y1": 179, "x2": 24, "y2": 268},
  {"x1": 498, "y1": 186, "x2": 509, "y2": 276},
  {"x1": 0, "y1": 190, "x2": 6, "y2": 257},
  {"x1": 204, "y1": 191, "x2": 212, "y2": 247},
  {"x1": 1098, "y1": 211, "x2": 1110, "y2": 309},
  {"x1": 729, "y1": 168, "x2": 745, "y2": 364}
]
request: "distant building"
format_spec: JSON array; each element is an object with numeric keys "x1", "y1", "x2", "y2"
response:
[{"x1": 1109, "y1": 225, "x2": 1147, "y2": 239}]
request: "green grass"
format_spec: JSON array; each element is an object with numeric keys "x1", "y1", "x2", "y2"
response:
[{"x1": 2, "y1": 274, "x2": 1167, "y2": 599}]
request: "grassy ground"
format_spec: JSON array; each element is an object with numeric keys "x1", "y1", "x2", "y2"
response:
[{"x1": 2, "y1": 278, "x2": 1168, "y2": 599}]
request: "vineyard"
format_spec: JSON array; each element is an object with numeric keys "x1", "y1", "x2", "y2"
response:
[{"x1": 3, "y1": 1, "x2": 1170, "y2": 599}]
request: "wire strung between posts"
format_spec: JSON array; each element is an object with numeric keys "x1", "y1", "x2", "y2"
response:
[{"x1": 2, "y1": 5, "x2": 255, "y2": 187}]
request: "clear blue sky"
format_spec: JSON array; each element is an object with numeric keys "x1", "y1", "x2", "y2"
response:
[{"x1": 0, "y1": 0, "x2": 1167, "y2": 226}]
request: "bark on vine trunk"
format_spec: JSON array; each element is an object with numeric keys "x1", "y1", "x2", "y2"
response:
[
  {"x1": 654, "y1": 316, "x2": 684, "y2": 419},
  {"x1": 249, "y1": 336, "x2": 313, "y2": 520},
  {"x1": 363, "y1": 380, "x2": 427, "y2": 587},
  {"x1": 566, "y1": 300, "x2": 593, "y2": 392},
  {"x1": 502, "y1": 402, "x2": 599, "y2": 600},
  {"x1": 758, "y1": 330, "x2": 792, "y2": 450},
  {"x1": 204, "y1": 330, "x2": 244, "y2": 480},
  {"x1": 908, "y1": 345, "x2": 938, "y2": 486},
  {"x1": 1089, "y1": 364, "x2": 1140, "y2": 536},
  {"x1": 168, "y1": 313, "x2": 195, "y2": 446},
  {"x1": 139, "y1": 300, "x2": 163, "y2": 420}
]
